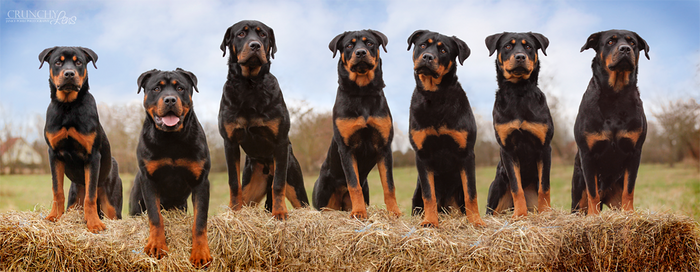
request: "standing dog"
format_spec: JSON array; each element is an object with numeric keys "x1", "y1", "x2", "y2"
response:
[
  {"x1": 130, "y1": 68, "x2": 212, "y2": 267},
  {"x1": 312, "y1": 29, "x2": 402, "y2": 219},
  {"x1": 407, "y1": 30, "x2": 485, "y2": 227},
  {"x1": 218, "y1": 20, "x2": 309, "y2": 219},
  {"x1": 484, "y1": 32, "x2": 554, "y2": 218},
  {"x1": 39, "y1": 46, "x2": 122, "y2": 233},
  {"x1": 571, "y1": 30, "x2": 650, "y2": 214}
]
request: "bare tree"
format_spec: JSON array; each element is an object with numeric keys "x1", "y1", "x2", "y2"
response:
[
  {"x1": 98, "y1": 102, "x2": 145, "y2": 174},
  {"x1": 288, "y1": 102, "x2": 334, "y2": 174},
  {"x1": 652, "y1": 98, "x2": 700, "y2": 167}
]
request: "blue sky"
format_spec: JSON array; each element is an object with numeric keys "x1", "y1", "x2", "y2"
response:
[{"x1": 1, "y1": 0, "x2": 698, "y2": 142}]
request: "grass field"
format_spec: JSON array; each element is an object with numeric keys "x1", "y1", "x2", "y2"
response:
[{"x1": 1, "y1": 163, "x2": 698, "y2": 220}]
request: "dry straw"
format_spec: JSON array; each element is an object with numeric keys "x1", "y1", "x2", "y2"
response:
[{"x1": 1, "y1": 206, "x2": 698, "y2": 271}]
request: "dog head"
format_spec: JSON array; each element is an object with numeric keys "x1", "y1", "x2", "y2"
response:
[
  {"x1": 407, "y1": 30, "x2": 470, "y2": 91},
  {"x1": 329, "y1": 29, "x2": 388, "y2": 87},
  {"x1": 137, "y1": 68, "x2": 199, "y2": 132},
  {"x1": 581, "y1": 29, "x2": 649, "y2": 91},
  {"x1": 485, "y1": 32, "x2": 548, "y2": 84},
  {"x1": 39, "y1": 46, "x2": 98, "y2": 103},
  {"x1": 220, "y1": 20, "x2": 277, "y2": 77}
]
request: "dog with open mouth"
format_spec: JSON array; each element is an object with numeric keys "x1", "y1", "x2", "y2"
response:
[{"x1": 130, "y1": 68, "x2": 212, "y2": 268}]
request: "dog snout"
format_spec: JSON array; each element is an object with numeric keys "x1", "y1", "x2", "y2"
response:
[
  {"x1": 355, "y1": 49, "x2": 367, "y2": 58},
  {"x1": 63, "y1": 70, "x2": 76, "y2": 78},
  {"x1": 163, "y1": 96, "x2": 178, "y2": 106},
  {"x1": 618, "y1": 45, "x2": 631, "y2": 55},
  {"x1": 249, "y1": 41, "x2": 261, "y2": 51},
  {"x1": 515, "y1": 53, "x2": 527, "y2": 62},
  {"x1": 422, "y1": 53, "x2": 435, "y2": 62}
]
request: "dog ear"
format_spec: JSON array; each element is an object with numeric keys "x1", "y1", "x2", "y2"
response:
[
  {"x1": 329, "y1": 32, "x2": 347, "y2": 58},
  {"x1": 451, "y1": 36, "x2": 471, "y2": 65},
  {"x1": 368, "y1": 29, "x2": 388, "y2": 53},
  {"x1": 79, "y1": 47, "x2": 99, "y2": 69},
  {"x1": 485, "y1": 32, "x2": 505, "y2": 57},
  {"x1": 529, "y1": 32, "x2": 549, "y2": 56},
  {"x1": 633, "y1": 32, "x2": 650, "y2": 60},
  {"x1": 38, "y1": 46, "x2": 57, "y2": 69},
  {"x1": 580, "y1": 31, "x2": 602, "y2": 53},
  {"x1": 176, "y1": 68, "x2": 199, "y2": 93},
  {"x1": 406, "y1": 30, "x2": 427, "y2": 51},
  {"x1": 137, "y1": 69, "x2": 158, "y2": 94},
  {"x1": 220, "y1": 25, "x2": 235, "y2": 57},
  {"x1": 267, "y1": 26, "x2": 277, "y2": 60}
]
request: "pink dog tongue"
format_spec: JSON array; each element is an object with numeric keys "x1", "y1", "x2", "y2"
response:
[{"x1": 162, "y1": 115, "x2": 180, "y2": 126}]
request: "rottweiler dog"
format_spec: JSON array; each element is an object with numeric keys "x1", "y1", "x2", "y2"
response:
[
  {"x1": 571, "y1": 30, "x2": 650, "y2": 215},
  {"x1": 39, "y1": 46, "x2": 122, "y2": 233},
  {"x1": 484, "y1": 32, "x2": 554, "y2": 218},
  {"x1": 130, "y1": 68, "x2": 212, "y2": 267},
  {"x1": 218, "y1": 20, "x2": 309, "y2": 219},
  {"x1": 312, "y1": 29, "x2": 402, "y2": 219},
  {"x1": 406, "y1": 30, "x2": 485, "y2": 227}
]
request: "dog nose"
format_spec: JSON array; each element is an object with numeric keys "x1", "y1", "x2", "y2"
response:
[
  {"x1": 63, "y1": 70, "x2": 75, "y2": 78},
  {"x1": 515, "y1": 53, "x2": 527, "y2": 62},
  {"x1": 163, "y1": 96, "x2": 177, "y2": 106},
  {"x1": 355, "y1": 49, "x2": 367, "y2": 57},
  {"x1": 422, "y1": 53, "x2": 434, "y2": 62},
  {"x1": 619, "y1": 45, "x2": 631, "y2": 54},
  {"x1": 249, "y1": 41, "x2": 261, "y2": 51}
]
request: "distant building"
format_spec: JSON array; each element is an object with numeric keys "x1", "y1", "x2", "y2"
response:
[{"x1": 0, "y1": 138, "x2": 44, "y2": 174}]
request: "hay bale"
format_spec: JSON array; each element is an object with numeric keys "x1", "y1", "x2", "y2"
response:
[{"x1": 0, "y1": 207, "x2": 698, "y2": 271}]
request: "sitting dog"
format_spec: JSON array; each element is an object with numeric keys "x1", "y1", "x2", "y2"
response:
[
  {"x1": 407, "y1": 30, "x2": 485, "y2": 227},
  {"x1": 130, "y1": 68, "x2": 212, "y2": 267},
  {"x1": 218, "y1": 20, "x2": 309, "y2": 219},
  {"x1": 484, "y1": 32, "x2": 554, "y2": 218},
  {"x1": 571, "y1": 29, "x2": 650, "y2": 215},
  {"x1": 312, "y1": 29, "x2": 402, "y2": 219},
  {"x1": 39, "y1": 46, "x2": 122, "y2": 233}
]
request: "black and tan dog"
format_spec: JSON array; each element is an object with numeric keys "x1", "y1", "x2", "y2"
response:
[
  {"x1": 130, "y1": 68, "x2": 212, "y2": 267},
  {"x1": 406, "y1": 30, "x2": 485, "y2": 227},
  {"x1": 312, "y1": 29, "x2": 402, "y2": 219},
  {"x1": 39, "y1": 46, "x2": 122, "y2": 233},
  {"x1": 571, "y1": 30, "x2": 650, "y2": 215},
  {"x1": 218, "y1": 20, "x2": 308, "y2": 219},
  {"x1": 484, "y1": 32, "x2": 554, "y2": 218}
]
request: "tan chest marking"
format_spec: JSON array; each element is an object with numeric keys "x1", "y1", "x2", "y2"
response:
[
  {"x1": 335, "y1": 116, "x2": 392, "y2": 146},
  {"x1": 494, "y1": 120, "x2": 548, "y2": 145},
  {"x1": 410, "y1": 126, "x2": 468, "y2": 150},
  {"x1": 144, "y1": 158, "x2": 206, "y2": 179},
  {"x1": 224, "y1": 117, "x2": 281, "y2": 140},
  {"x1": 46, "y1": 128, "x2": 97, "y2": 154}
]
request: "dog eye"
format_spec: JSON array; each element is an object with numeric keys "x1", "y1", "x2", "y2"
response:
[
  {"x1": 237, "y1": 31, "x2": 246, "y2": 38},
  {"x1": 55, "y1": 61, "x2": 63, "y2": 66},
  {"x1": 75, "y1": 60, "x2": 82, "y2": 66},
  {"x1": 505, "y1": 44, "x2": 512, "y2": 50},
  {"x1": 154, "y1": 86, "x2": 160, "y2": 92},
  {"x1": 630, "y1": 41, "x2": 635, "y2": 46},
  {"x1": 440, "y1": 48, "x2": 447, "y2": 54},
  {"x1": 346, "y1": 44, "x2": 353, "y2": 49},
  {"x1": 259, "y1": 32, "x2": 266, "y2": 38},
  {"x1": 525, "y1": 45, "x2": 531, "y2": 50},
  {"x1": 177, "y1": 87, "x2": 184, "y2": 92},
  {"x1": 366, "y1": 42, "x2": 374, "y2": 47},
  {"x1": 607, "y1": 40, "x2": 614, "y2": 46},
  {"x1": 420, "y1": 44, "x2": 426, "y2": 49}
]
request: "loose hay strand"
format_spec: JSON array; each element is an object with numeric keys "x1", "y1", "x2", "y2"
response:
[{"x1": 0, "y1": 207, "x2": 698, "y2": 271}]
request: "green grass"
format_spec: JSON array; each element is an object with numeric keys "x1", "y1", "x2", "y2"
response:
[{"x1": 1, "y1": 163, "x2": 698, "y2": 220}]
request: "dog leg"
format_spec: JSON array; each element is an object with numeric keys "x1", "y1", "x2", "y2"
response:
[
  {"x1": 189, "y1": 179, "x2": 212, "y2": 268},
  {"x1": 46, "y1": 159, "x2": 65, "y2": 222},
  {"x1": 378, "y1": 154, "x2": 401, "y2": 217},
  {"x1": 84, "y1": 159, "x2": 106, "y2": 233},
  {"x1": 461, "y1": 156, "x2": 485, "y2": 226}
]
